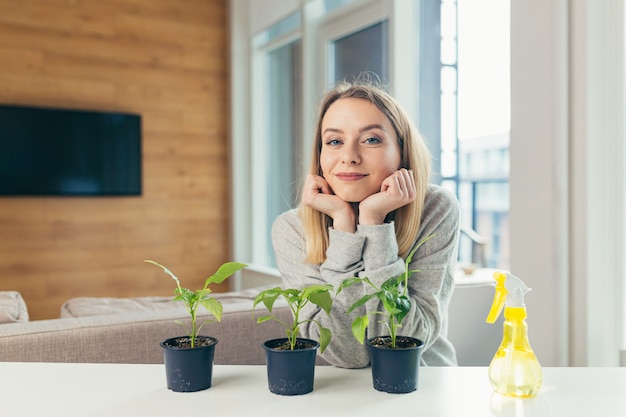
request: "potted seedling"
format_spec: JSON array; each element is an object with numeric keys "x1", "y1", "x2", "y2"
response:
[
  {"x1": 145, "y1": 259, "x2": 247, "y2": 392},
  {"x1": 337, "y1": 235, "x2": 433, "y2": 393},
  {"x1": 252, "y1": 284, "x2": 334, "y2": 395}
]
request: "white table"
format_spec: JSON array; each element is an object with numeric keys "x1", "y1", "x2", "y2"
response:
[{"x1": 0, "y1": 363, "x2": 624, "y2": 417}]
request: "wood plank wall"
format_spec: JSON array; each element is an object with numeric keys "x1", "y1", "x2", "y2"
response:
[{"x1": 0, "y1": 0, "x2": 232, "y2": 320}]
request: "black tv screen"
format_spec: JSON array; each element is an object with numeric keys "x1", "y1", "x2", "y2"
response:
[{"x1": 0, "y1": 104, "x2": 141, "y2": 196}]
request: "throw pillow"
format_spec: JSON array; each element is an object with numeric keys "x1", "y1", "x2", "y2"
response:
[{"x1": 0, "y1": 291, "x2": 29, "y2": 323}]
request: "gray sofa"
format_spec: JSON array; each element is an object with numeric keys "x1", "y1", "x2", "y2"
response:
[
  {"x1": 0, "y1": 269, "x2": 503, "y2": 366},
  {"x1": 0, "y1": 288, "x2": 299, "y2": 365}
]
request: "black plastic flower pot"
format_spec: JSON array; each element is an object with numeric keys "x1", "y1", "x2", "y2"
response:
[
  {"x1": 366, "y1": 335, "x2": 425, "y2": 394},
  {"x1": 160, "y1": 335, "x2": 218, "y2": 392},
  {"x1": 262, "y1": 338, "x2": 319, "y2": 395}
]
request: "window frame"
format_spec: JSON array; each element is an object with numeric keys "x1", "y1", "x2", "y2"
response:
[{"x1": 250, "y1": 24, "x2": 303, "y2": 269}]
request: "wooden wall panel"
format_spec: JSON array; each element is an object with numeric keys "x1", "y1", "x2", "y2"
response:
[{"x1": 0, "y1": 0, "x2": 232, "y2": 319}]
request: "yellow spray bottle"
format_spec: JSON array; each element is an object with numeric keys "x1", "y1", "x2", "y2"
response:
[{"x1": 486, "y1": 271, "x2": 543, "y2": 398}]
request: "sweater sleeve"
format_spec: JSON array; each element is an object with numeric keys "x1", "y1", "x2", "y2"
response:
[
  {"x1": 271, "y1": 210, "x2": 372, "y2": 368},
  {"x1": 365, "y1": 186, "x2": 461, "y2": 361}
]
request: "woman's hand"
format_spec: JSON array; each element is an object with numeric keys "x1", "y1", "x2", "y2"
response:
[
  {"x1": 358, "y1": 169, "x2": 416, "y2": 225},
  {"x1": 301, "y1": 174, "x2": 356, "y2": 232}
]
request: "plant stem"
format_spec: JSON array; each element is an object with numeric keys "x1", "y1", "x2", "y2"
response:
[
  {"x1": 290, "y1": 303, "x2": 300, "y2": 350},
  {"x1": 403, "y1": 263, "x2": 409, "y2": 297},
  {"x1": 190, "y1": 306, "x2": 197, "y2": 348}
]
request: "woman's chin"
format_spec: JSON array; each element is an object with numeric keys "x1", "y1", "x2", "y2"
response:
[{"x1": 334, "y1": 192, "x2": 367, "y2": 203}]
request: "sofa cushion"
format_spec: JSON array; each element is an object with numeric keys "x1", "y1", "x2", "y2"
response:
[
  {"x1": 60, "y1": 287, "x2": 264, "y2": 318},
  {"x1": 0, "y1": 302, "x2": 295, "y2": 365},
  {"x1": 0, "y1": 291, "x2": 29, "y2": 323},
  {"x1": 61, "y1": 296, "x2": 181, "y2": 318}
]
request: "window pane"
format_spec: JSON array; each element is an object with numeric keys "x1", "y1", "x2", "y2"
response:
[
  {"x1": 474, "y1": 181, "x2": 509, "y2": 268},
  {"x1": 441, "y1": 150, "x2": 457, "y2": 178},
  {"x1": 440, "y1": 0, "x2": 457, "y2": 66},
  {"x1": 266, "y1": 40, "x2": 303, "y2": 266},
  {"x1": 255, "y1": 11, "x2": 301, "y2": 46},
  {"x1": 441, "y1": 37, "x2": 457, "y2": 66},
  {"x1": 457, "y1": 0, "x2": 510, "y2": 140},
  {"x1": 440, "y1": 90, "x2": 457, "y2": 152},
  {"x1": 330, "y1": 20, "x2": 389, "y2": 84},
  {"x1": 447, "y1": 0, "x2": 510, "y2": 269},
  {"x1": 324, "y1": 0, "x2": 355, "y2": 13},
  {"x1": 267, "y1": 11, "x2": 301, "y2": 41},
  {"x1": 441, "y1": 1, "x2": 457, "y2": 36}
]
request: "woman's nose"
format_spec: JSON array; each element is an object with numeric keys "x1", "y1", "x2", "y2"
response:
[{"x1": 341, "y1": 144, "x2": 361, "y2": 165}]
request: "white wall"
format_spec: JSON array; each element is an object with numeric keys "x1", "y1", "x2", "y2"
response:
[
  {"x1": 511, "y1": 0, "x2": 625, "y2": 366},
  {"x1": 229, "y1": 0, "x2": 252, "y2": 291},
  {"x1": 248, "y1": 0, "x2": 300, "y2": 35},
  {"x1": 509, "y1": 0, "x2": 569, "y2": 367},
  {"x1": 568, "y1": 0, "x2": 625, "y2": 366}
]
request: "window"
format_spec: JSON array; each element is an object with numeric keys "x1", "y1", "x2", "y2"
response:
[
  {"x1": 329, "y1": 21, "x2": 389, "y2": 84},
  {"x1": 249, "y1": 12, "x2": 303, "y2": 268},
  {"x1": 233, "y1": 0, "x2": 510, "y2": 287},
  {"x1": 263, "y1": 40, "x2": 303, "y2": 267},
  {"x1": 441, "y1": 0, "x2": 510, "y2": 269}
]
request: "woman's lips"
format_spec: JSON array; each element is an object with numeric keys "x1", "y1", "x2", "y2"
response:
[{"x1": 335, "y1": 172, "x2": 367, "y2": 181}]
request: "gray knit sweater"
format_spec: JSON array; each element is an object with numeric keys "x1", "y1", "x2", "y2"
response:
[{"x1": 271, "y1": 184, "x2": 460, "y2": 368}]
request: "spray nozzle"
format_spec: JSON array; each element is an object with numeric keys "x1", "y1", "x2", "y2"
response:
[{"x1": 486, "y1": 271, "x2": 531, "y2": 323}]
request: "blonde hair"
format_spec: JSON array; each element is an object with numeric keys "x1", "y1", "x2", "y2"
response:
[{"x1": 301, "y1": 79, "x2": 432, "y2": 264}]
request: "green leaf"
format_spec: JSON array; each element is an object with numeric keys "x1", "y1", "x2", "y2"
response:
[
  {"x1": 204, "y1": 262, "x2": 247, "y2": 286},
  {"x1": 407, "y1": 234, "x2": 435, "y2": 264},
  {"x1": 319, "y1": 326, "x2": 332, "y2": 353},
  {"x1": 351, "y1": 316, "x2": 368, "y2": 345},
  {"x1": 346, "y1": 293, "x2": 377, "y2": 314},
  {"x1": 307, "y1": 290, "x2": 333, "y2": 314},
  {"x1": 195, "y1": 288, "x2": 212, "y2": 299},
  {"x1": 199, "y1": 297, "x2": 223, "y2": 321},
  {"x1": 406, "y1": 269, "x2": 420, "y2": 280},
  {"x1": 263, "y1": 293, "x2": 282, "y2": 312},
  {"x1": 144, "y1": 260, "x2": 180, "y2": 286},
  {"x1": 282, "y1": 289, "x2": 302, "y2": 305},
  {"x1": 406, "y1": 243, "x2": 420, "y2": 265},
  {"x1": 197, "y1": 319, "x2": 217, "y2": 335},
  {"x1": 255, "y1": 283, "x2": 335, "y2": 352},
  {"x1": 301, "y1": 284, "x2": 332, "y2": 299},
  {"x1": 395, "y1": 295, "x2": 411, "y2": 323},
  {"x1": 173, "y1": 287, "x2": 195, "y2": 307},
  {"x1": 337, "y1": 277, "x2": 364, "y2": 294},
  {"x1": 146, "y1": 259, "x2": 247, "y2": 339},
  {"x1": 256, "y1": 315, "x2": 274, "y2": 324},
  {"x1": 381, "y1": 292, "x2": 402, "y2": 316},
  {"x1": 253, "y1": 287, "x2": 282, "y2": 311},
  {"x1": 253, "y1": 287, "x2": 279, "y2": 303},
  {"x1": 381, "y1": 275, "x2": 403, "y2": 291}
]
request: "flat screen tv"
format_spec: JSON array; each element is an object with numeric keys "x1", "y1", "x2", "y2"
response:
[{"x1": 0, "y1": 104, "x2": 141, "y2": 196}]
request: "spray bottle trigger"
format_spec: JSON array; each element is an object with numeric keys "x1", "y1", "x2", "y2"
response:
[{"x1": 486, "y1": 272, "x2": 508, "y2": 324}]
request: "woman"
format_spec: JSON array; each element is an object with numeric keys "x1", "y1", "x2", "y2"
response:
[{"x1": 271, "y1": 79, "x2": 460, "y2": 367}]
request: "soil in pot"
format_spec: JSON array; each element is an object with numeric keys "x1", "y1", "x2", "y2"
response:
[
  {"x1": 262, "y1": 338, "x2": 319, "y2": 396},
  {"x1": 160, "y1": 336, "x2": 218, "y2": 393},
  {"x1": 367, "y1": 335, "x2": 424, "y2": 394},
  {"x1": 368, "y1": 335, "x2": 423, "y2": 349}
]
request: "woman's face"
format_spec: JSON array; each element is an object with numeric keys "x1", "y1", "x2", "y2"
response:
[{"x1": 320, "y1": 98, "x2": 402, "y2": 203}]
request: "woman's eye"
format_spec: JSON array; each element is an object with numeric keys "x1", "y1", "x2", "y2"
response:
[
  {"x1": 325, "y1": 138, "x2": 342, "y2": 146},
  {"x1": 364, "y1": 137, "x2": 382, "y2": 144}
]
